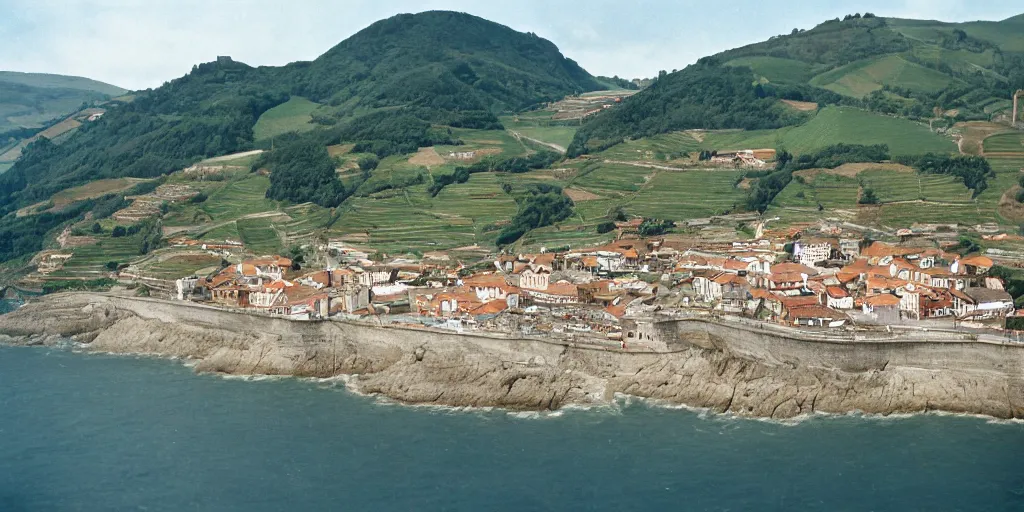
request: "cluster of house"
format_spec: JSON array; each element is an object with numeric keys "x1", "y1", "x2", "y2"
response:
[
  {"x1": 172, "y1": 227, "x2": 1019, "y2": 335},
  {"x1": 688, "y1": 237, "x2": 1013, "y2": 328}
]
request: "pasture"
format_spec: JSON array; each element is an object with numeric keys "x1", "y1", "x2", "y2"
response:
[
  {"x1": 253, "y1": 97, "x2": 320, "y2": 141},
  {"x1": 724, "y1": 56, "x2": 814, "y2": 83},
  {"x1": 809, "y1": 55, "x2": 957, "y2": 97}
]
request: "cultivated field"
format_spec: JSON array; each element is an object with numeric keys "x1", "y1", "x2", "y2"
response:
[
  {"x1": 809, "y1": 55, "x2": 957, "y2": 98},
  {"x1": 724, "y1": 56, "x2": 814, "y2": 83},
  {"x1": 983, "y1": 132, "x2": 1024, "y2": 154},
  {"x1": 627, "y1": 170, "x2": 746, "y2": 219},
  {"x1": 253, "y1": 97, "x2": 320, "y2": 141}
]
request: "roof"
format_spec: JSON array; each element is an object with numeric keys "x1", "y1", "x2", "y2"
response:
[
  {"x1": 724, "y1": 259, "x2": 749, "y2": 271},
  {"x1": 463, "y1": 273, "x2": 512, "y2": 289},
  {"x1": 603, "y1": 303, "x2": 627, "y2": 319},
  {"x1": 547, "y1": 282, "x2": 579, "y2": 296},
  {"x1": 788, "y1": 305, "x2": 847, "y2": 320},
  {"x1": 779, "y1": 295, "x2": 820, "y2": 309},
  {"x1": 469, "y1": 300, "x2": 509, "y2": 316},
  {"x1": 532, "y1": 253, "x2": 556, "y2": 266},
  {"x1": 961, "y1": 255, "x2": 994, "y2": 268},
  {"x1": 769, "y1": 272, "x2": 806, "y2": 284},
  {"x1": 864, "y1": 294, "x2": 901, "y2": 307},
  {"x1": 247, "y1": 256, "x2": 292, "y2": 267},
  {"x1": 825, "y1": 286, "x2": 849, "y2": 299},
  {"x1": 771, "y1": 262, "x2": 819, "y2": 276},
  {"x1": 712, "y1": 272, "x2": 745, "y2": 285},
  {"x1": 964, "y1": 287, "x2": 1012, "y2": 303},
  {"x1": 860, "y1": 242, "x2": 921, "y2": 259},
  {"x1": 748, "y1": 288, "x2": 777, "y2": 300}
]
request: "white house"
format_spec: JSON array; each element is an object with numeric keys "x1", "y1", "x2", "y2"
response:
[
  {"x1": 795, "y1": 240, "x2": 833, "y2": 267},
  {"x1": 825, "y1": 286, "x2": 853, "y2": 310}
]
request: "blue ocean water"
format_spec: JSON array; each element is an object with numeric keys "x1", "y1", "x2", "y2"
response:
[{"x1": 1, "y1": 345, "x2": 1023, "y2": 511}]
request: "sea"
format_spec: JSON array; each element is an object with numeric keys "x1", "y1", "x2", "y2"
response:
[{"x1": 2, "y1": 322, "x2": 1024, "y2": 510}]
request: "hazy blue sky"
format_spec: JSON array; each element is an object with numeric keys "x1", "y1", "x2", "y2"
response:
[{"x1": 1, "y1": 0, "x2": 1021, "y2": 90}]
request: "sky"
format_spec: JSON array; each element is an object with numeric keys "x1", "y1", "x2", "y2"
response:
[{"x1": 1, "y1": 0, "x2": 1022, "y2": 91}]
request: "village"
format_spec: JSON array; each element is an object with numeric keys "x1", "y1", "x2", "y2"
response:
[{"x1": 161, "y1": 216, "x2": 1021, "y2": 349}]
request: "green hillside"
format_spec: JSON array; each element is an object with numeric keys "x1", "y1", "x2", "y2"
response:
[
  {"x1": 0, "y1": 11, "x2": 603, "y2": 212},
  {"x1": 808, "y1": 55, "x2": 958, "y2": 97},
  {"x1": 0, "y1": 71, "x2": 126, "y2": 133},
  {"x1": 780, "y1": 107, "x2": 955, "y2": 155},
  {"x1": 572, "y1": 11, "x2": 1023, "y2": 160},
  {"x1": 3, "y1": 10, "x2": 1024, "y2": 273},
  {"x1": 0, "y1": 71, "x2": 126, "y2": 97},
  {"x1": 723, "y1": 56, "x2": 815, "y2": 83}
]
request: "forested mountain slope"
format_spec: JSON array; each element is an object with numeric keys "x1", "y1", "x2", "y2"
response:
[
  {"x1": 0, "y1": 11, "x2": 600, "y2": 212},
  {"x1": 569, "y1": 13, "x2": 1024, "y2": 155}
]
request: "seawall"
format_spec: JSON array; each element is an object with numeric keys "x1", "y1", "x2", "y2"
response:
[{"x1": 1, "y1": 292, "x2": 1022, "y2": 419}]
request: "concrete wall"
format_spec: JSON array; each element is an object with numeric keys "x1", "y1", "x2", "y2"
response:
[{"x1": 663, "y1": 318, "x2": 1024, "y2": 374}]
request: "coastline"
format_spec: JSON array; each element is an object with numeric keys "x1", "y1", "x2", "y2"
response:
[{"x1": 1, "y1": 292, "x2": 1022, "y2": 419}]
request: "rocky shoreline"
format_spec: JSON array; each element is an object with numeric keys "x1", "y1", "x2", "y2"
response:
[{"x1": 1, "y1": 292, "x2": 1023, "y2": 419}]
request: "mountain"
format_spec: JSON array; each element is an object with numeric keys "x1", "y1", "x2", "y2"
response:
[
  {"x1": 293, "y1": 11, "x2": 601, "y2": 112},
  {"x1": 0, "y1": 71, "x2": 126, "y2": 133},
  {"x1": 0, "y1": 11, "x2": 601, "y2": 210},
  {"x1": 569, "y1": 13, "x2": 1024, "y2": 155}
]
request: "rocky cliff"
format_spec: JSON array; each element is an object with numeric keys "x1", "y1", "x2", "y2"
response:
[{"x1": 1, "y1": 293, "x2": 1022, "y2": 419}]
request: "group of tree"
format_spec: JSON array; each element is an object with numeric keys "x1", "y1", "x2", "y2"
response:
[
  {"x1": 495, "y1": 184, "x2": 574, "y2": 246},
  {"x1": 0, "y1": 11, "x2": 603, "y2": 219},
  {"x1": 746, "y1": 144, "x2": 890, "y2": 212},
  {"x1": 638, "y1": 218, "x2": 674, "y2": 237},
  {"x1": 260, "y1": 139, "x2": 349, "y2": 207},
  {"x1": 110, "y1": 218, "x2": 163, "y2": 254},
  {"x1": 428, "y1": 151, "x2": 560, "y2": 196},
  {"x1": 567, "y1": 62, "x2": 812, "y2": 157},
  {"x1": 896, "y1": 154, "x2": 994, "y2": 196}
]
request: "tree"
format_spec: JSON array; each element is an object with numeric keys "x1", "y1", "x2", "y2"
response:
[
  {"x1": 105, "y1": 261, "x2": 119, "y2": 271},
  {"x1": 91, "y1": 222, "x2": 102, "y2": 234},
  {"x1": 358, "y1": 155, "x2": 380, "y2": 173},
  {"x1": 112, "y1": 226, "x2": 127, "y2": 237},
  {"x1": 263, "y1": 140, "x2": 348, "y2": 208},
  {"x1": 596, "y1": 221, "x2": 616, "y2": 234},
  {"x1": 859, "y1": 188, "x2": 879, "y2": 205}
]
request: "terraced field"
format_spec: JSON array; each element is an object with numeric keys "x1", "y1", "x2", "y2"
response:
[
  {"x1": 48, "y1": 236, "x2": 142, "y2": 279},
  {"x1": 597, "y1": 132, "x2": 700, "y2": 162},
  {"x1": 859, "y1": 170, "x2": 972, "y2": 203},
  {"x1": 500, "y1": 112, "x2": 577, "y2": 150},
  {"x1": 202, "y1": 175, "x2": 277, "y2": 221},
  {"x1": 780, "y1": 107, "x2": 955, "y2": 156},
  {"x1": 627, "y1": 170, "x2": 746, "y2": 219},
  {"x1": 137, "y1": 253, "x2": 223, "y2": 279},
  {"x1": 773, "y1": 174, "x2": 860, "y2": 210},
  {"x1": 877, "y1": 202, "x2": 996, "y2": 227},
  {"x1": 809, "y1": 55, "x2": 957, "y2": 97},
  {"x1": 330, "y1": 192, "x2": 479, "y2": 253},
  {"x1": 984, "y1": 132, "x2": 1024, "y2": 154},
  {"x1": 571, "y1": 164, "x2": 651, "y2": 196},
  {"x1": 436, "y1": 128, "x2": 528, "y2": 160},
  {"x1": 237, "y1": 217, "x2": 283, "y2": 254}
]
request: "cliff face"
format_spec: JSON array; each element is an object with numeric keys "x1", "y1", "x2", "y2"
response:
[{"x1": 2, "y1": 293, "x2": 1023, "y2": 419}]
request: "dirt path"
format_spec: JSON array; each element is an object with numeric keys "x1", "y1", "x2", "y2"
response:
[
  {"x1": 166, "y1": 210, "x2": 290, "y2": 237},
  {"x1": 201, "y1": 150, "x2": 264, "y2": 164},
  {"x1": 509, "y1": 131, "x2": 566, "y2": 154},
  {"x1": 408, "y1": 147, "x2": 445, "y2": 168},
  {"x1": 602, "y1": 159, "x2": 687, "y2": 171}
]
